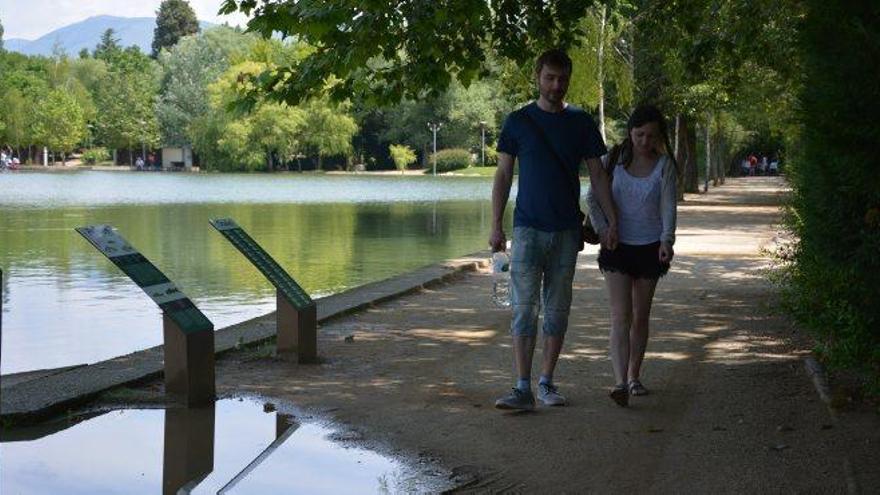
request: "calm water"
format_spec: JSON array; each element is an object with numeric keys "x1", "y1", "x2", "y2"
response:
[
  {"x1": 0, "y1": 397, "x2": 447, "y2": 493},
  {"x1": 0, "y1": 171, "x2": 510, "y2": 374}
]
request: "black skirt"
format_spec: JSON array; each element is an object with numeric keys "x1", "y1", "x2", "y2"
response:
[{"x1": 598, "y1": 241, "x2": 670, "y2": 280}]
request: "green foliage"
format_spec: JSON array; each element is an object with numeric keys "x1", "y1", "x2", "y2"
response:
[
  {"x1": 156, "y1": 26, "x2": 252, "y2": 146},
  {"x1": 219, "y1": 0, "x2": 591, "y2": 106},
  {"x1": 388, "y1": 144, "x2": 416, "y2": 172},
  {"x1": 93, "y1": 29, "x2": 121, "y2": 61},
  {"x1": 32, "y1": 89, "x2": 87, "y2": 157},
  {"x1": 482, "y1": 143, "x2": 499, "y2": 166},
  {"x1": 430, "y1": 148, "x2": 472, "y2": 174},
  {"x1": 93, "y1": 47, "x2": 161, "y2": 154},
  {"x1": 567, "y1": 4, "x2": 634, "y2": 114},
  {"x1": 81, "y1": 147, "x2": 110, "y2": 164},
  {"x1": 299, "y1": 97, "x2": 358, "y2": 170},
  {"x1": 152, "y1": 0, "x2": 200, "y2": 58},
  {"x1": 780, "y1": 0, "x2": 880, "y2": 391}
]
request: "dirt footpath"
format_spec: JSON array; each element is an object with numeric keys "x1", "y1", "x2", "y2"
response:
[{"x1": 212, "y1": 177, "x2": 879, "y2": 493}]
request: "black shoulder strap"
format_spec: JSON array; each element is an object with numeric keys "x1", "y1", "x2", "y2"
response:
[{"x1": 518, "y1": 108, "x2": 582, "y2": 212}]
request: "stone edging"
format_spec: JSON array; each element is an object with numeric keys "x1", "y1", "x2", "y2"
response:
[{"x1": 803, "y1": 356, "x2": 859, "y2": 495}]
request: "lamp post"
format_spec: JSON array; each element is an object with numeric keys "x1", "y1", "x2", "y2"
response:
[
  {"x1": 427, "y1": 121, "x2": 442, "y2": 176},
  {"x1": 479, "y1": 121, "x2": 487, "y2": 167}
]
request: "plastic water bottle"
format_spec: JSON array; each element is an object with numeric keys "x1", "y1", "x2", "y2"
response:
[{"x1": 491, "y1": 251, "x2": 511, "y2": 307}]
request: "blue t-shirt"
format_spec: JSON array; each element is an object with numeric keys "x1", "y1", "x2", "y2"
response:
[{"x1": 497, "y1": 102, "x2": 607, "y2": 232}]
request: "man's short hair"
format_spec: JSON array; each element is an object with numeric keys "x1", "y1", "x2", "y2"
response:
[{"x1": 535, "y1": 49, "x2": 573, "y2": 75}]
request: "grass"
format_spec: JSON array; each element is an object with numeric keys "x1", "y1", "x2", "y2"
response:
[{"x1": 450, "y1": 166, "x2": 497, "y2": 177}]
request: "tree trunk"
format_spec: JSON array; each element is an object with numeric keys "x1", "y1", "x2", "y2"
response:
[
  {"x1": 678, "y1": 115, "x2": 699, "y2": 194},
  {"x1": 62, "y1": 152, "x2": 66, "y2": 166},
  {"x1": 674, "y1": 114, "x2": 684, "y2": 200},
  {"x1": 113, "y1": 149, "x2": 118, "y2": 165},
  {"x1": 704, "y1": 116, "x2": 711, "y2": 193},
  {"x1": 597, "y1": 4, "x2": 607, "y2": 143},
  {"x1": 128, "y1": 147, "x2": 133, "y2": 168},
  {"x1": 317, "y1": 154, "x2": 323, "y2": 171}
]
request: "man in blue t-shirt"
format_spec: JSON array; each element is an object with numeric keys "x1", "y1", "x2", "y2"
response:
[{"x1": 490, "y1": 49, "x2": 618, "y2": 410}]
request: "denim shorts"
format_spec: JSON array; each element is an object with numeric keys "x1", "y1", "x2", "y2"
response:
[{"x1": 510, "y1": 226, "x2": 580, "y2": 337}]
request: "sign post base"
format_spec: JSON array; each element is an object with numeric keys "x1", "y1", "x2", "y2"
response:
[
  {"x1": 276, "y1": 289, "x2": 317, "y2": 364},
  {"x1": 163, "y1": 314, "x2": 215, "y2": 406}
]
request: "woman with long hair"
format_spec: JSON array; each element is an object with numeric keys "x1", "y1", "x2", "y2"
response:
[{"x1": 587, "y1": 104, "x2": 678, "y2": 407}]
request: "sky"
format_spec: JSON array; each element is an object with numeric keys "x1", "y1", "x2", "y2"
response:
[{"x1": 0, "y1": 0, "x2": 251, "y2": 40}]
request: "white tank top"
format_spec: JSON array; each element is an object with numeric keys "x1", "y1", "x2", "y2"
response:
[{"x1": 612, "y1": 157, "x2": 665, "y2": 245}]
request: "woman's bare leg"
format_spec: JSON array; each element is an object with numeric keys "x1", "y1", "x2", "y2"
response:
[
  {"x1": 628, "y1": 277, "x2": 658, "y2": 382},
  {"x1": 604, "y1": 271, "x2": 633, "y2": 386}
]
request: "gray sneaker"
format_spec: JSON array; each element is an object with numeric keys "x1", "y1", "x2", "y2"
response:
[
  {"x1": 538, "y1": 383, "x2": 567, "y2": 406},
  {"x1": 494, "y1": 388, "x2": 536, "y2": 410}
]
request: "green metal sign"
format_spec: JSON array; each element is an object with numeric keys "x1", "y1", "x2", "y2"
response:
[
  {"x1": 76, "y1": 225, "x2": 212, "y2": 334},
  {"x1": 209, "y1": 218, "x2": 313, "y2": 310}
]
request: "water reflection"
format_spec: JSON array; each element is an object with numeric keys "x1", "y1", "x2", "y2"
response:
[
  {"x1": 164, "y1": 405, "x2": 215, "y2": 494},
  {"x1": 1, "y1": 172, "x2": 504, "y2": 373},
  {"x1": 0, "y1": 398, "x2": 444, "y2": 494}
]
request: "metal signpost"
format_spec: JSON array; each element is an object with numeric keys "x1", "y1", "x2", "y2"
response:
[
  {"x1": 76, "y1": 225, "x2": 215, "y2": 406},
  {"x1": 209, "y1": 218, "x2": 317, "y2": 363}
]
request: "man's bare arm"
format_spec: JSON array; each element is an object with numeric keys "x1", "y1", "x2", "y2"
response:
[
  {"x1": 490, "y1": 152, "x2": 515, "y2": 251},
  {"x1": 585, "y1": 157, "x2": 618, "y2": 249}
]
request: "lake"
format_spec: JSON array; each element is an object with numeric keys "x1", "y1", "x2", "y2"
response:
[{"x1": 0, "y1": 170, "x2": 513, "y2": 374}]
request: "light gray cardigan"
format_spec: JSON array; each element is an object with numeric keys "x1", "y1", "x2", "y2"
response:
[{"x1": 586, "y1": 155, "x2": 678, "y2": 245}]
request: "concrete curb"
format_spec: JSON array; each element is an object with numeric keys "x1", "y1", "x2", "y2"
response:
[
  {"x1": 0, "y1": 251, "x2": 490, "y2": 425},
  {"x1": 804, "y1": 355, "x2": 860, "y2": 495}
]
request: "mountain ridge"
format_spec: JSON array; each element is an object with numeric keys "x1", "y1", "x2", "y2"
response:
[{"x1": 5, "y1": 15, "x2": 216, "y2": 57}]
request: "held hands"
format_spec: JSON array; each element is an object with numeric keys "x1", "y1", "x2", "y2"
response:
[
  {"x1": 489, "y1": 228, "x2": 506, "y2": 252},
  {"x1": 600, "y1": 224, "x2": 619, "y2": 250},
  {"x1": 659, "y1": 241, "x2": 674, "y2": 264}
]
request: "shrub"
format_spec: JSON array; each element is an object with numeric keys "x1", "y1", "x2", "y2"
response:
[
  {"x1": 780, "y1": 0, "x2": 880, "y2": 393},
  {"x1": 81, "y1": 147, "x2": 110, "y2": 165},
  {"x1": 388, "y1": 144, "x2": 417, "y2": 173},
  {"x1": 429, "y1": 148, "x2": 472, "y2": 174},
  {"x1": 482, "y1": 144, "x2": 499, "y2": 166}
]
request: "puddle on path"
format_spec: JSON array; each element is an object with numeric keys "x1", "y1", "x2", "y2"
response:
[{"x1": 0, "y1": 397, "x2": 449, "y2": 494}]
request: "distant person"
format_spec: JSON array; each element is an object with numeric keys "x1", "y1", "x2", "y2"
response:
[
  {"x1": 741, "y1": 158, "x2": 750, "y2": 176},
  {"x1": 11, "y1": 156, "x2": 20, "y2": 169},
  {"x1": 759, "y1": 156, "x2": 768, "y2": 175},
  {"x1": 0, "y1": 150, "x2": 7, "y2": 169},
  {"x1": 587, "y1": 104, "x2": 678, "y2": 407},
  {"x1": 135, "y1": 156, "x2": 145, "y2": 170},
  {"x1": 769, "y1": 157, "x2": 779, "y2": 175},
  {"x1": 147, "y1": 153, "x2": 156, "y2": 170},
  {"x1": 490, "y1": 48, "x2": 617, "y2": 410},
  {"x1": 748, "y1": 154, "x2": 757, "y2": 176}
]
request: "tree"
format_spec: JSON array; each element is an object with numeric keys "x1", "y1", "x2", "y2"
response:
[
  {"x1": 32, "y1": 89, "x2": 86, "y2": 164},
  {"x1": 219, "y1": 0, "x2": 593, "y2": 105},
  {"x1": 93, "y1": 48, "x2": 161, "y2": 164},
  {"x1": 300, "y1": 98, "x2": 358, "y2": 170},
  {"x1": 389, "y1": 144, "x2": 416, "y2": 174},
  {"x1": 93, "y1": 29, "x2": 121, "y2": 61},
  {"x1": 152, "y1": 0, "x2": 200, "y2": 58},
  {"x1": 156, "y1": 27, "x2": 250, "y2": 148},
  {"x1": 251, "y1": 102, "x2": 306, "y2": 170},
  {"x1": 567, "y1": 3, "x2": 635, "y2": 142}
]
